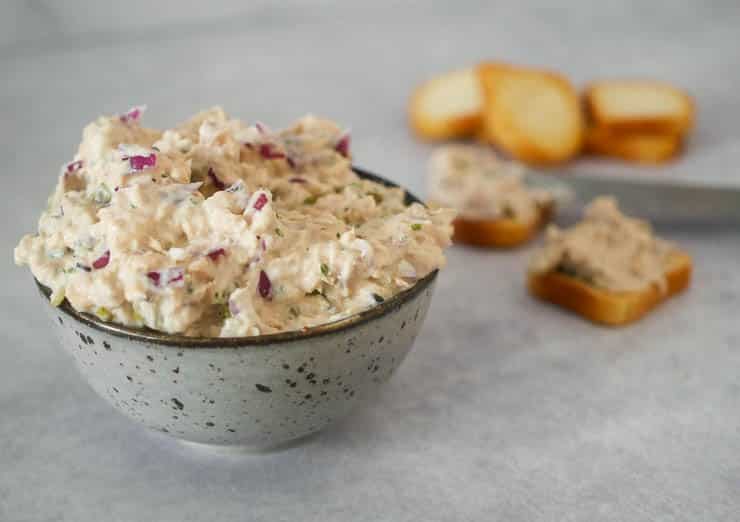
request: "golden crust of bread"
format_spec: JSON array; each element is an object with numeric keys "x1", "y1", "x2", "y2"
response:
[
  {"x1": 477, "y1": 63, "x2": 584, "y2": 165},
  {"x1": 584, "y1": 80, "x2": 695, "y2": 135},
  {"x1": 528, "y1": 251, "x2": 692, "y2": 326},
  {"x1": 452, "y1": 203, "x2": 553, "y2": 248},
  {"x1": 584, "y1": 126, "x2": 683, "y2": 164},
  {"x1": 409, "y1": 68, "x2": 482, "y2": 140}
]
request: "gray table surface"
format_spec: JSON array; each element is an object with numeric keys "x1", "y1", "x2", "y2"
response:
[{"x1": 2, "y1": 2, "x2": 739, "y2": 521}]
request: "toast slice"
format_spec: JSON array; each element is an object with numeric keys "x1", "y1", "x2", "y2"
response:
[
  {"x1": 585, "y1": 126, "x2": 682, "y2": 164},
  {"x1": 409, "y1": 68, "x2": 482, "y2": 140},
  {"x1": 528, "y1": 250, "x2": 692, "y2": 326},
  {"x1": 453, "y1": 203, "x2": 553, "y2": 248},
  {"x1": 584, "y1": 80, "x2": 695, "y2": 135},
  {"x1": 477, "y1": 63, "x2": 584, "y2": 165}
]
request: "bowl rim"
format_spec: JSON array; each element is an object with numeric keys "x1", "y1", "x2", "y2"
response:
[{"x1": 37, "y1": 166, "x2": 438, "y2": 348}]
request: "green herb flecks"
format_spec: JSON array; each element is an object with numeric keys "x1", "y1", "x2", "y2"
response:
[
  {"x1": 212, "y1": 289, "x2": 230, "y2": 305},
  {"x1": 49, "y1": 288, "x2": 66, "y2": 307},
  {"x1": 216, "y1": 303, "x2": 231, "y2": 321},
  {"x1": 411, "y1": 223, "x2": 422, "y2": 231},
  {"x1": 307, "y1": 288, "x2": 331, "y2": 306},
  {"x1": 320, "y1": 263, "x2": 330, "y2": 276},
  {"x1": 93, "y1": 184, "x2": 112, "y2": 205},
  {"x1": 95, "y1": 306, "x2": 113, "y2": 321}
]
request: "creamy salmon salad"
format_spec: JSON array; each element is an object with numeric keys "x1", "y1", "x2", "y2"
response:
[
  {"x1": 529, "y1": 197, "x2": 678, "y2": 292},
  {"x1": 427, "y1": 145, "x2": 553, "y2": 223},
  {"x1": 15, "y1": 107, "x2": 454, "y2": 337}
]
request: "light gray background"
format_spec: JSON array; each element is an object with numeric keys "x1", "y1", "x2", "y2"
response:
[{"x1": 1, "y1": 2, "x2": 739, "y2": 521}]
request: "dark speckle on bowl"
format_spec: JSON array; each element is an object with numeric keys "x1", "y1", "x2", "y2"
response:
[{"x1": 255, "y1": 384, "x2": 272, "y2": 393}]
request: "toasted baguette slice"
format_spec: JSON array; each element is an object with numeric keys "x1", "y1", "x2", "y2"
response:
[
  {"x1": 453, "y1": 203, "x2": 553, "y2": 248},
  {"x1": 409, "y1": 68, "x2": 482, "y2": 140},
  {"x1": 477, "y1": 63, "x2": 584, "y2": 165},
  {"x1": 528, "y1": 251, "x2": 692, "y2": 326},
  {"x1": 584, "y1": 80, "x2": 695, "y2": 135},
  {"x1": 585, "y1": 126, "x2": 682, "y2": 164}
]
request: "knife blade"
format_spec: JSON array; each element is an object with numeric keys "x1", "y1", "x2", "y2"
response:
[{"x1": 524, "y1": 173, "x2": 740, "y2": 225}]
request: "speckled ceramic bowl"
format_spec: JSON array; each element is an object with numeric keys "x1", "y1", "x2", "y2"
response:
[{"x1": 36, "y1": 169, "x2": 438, "y2": 450}]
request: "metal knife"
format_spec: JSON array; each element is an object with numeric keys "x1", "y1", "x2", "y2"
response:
[{"x1": 524, "y1": 172, "x2": 740, "y2": 226}]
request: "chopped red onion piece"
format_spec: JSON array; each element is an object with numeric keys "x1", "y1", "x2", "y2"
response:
[
  {"x1": 228, "y1": 299, "x2": 240, "y2": 316},
  {"x1": 120, "y1": 105, "x2": 146, "y2": 124},
  {"x1": 92, "y1": 250, "x2": 110, "y2": 270},
  {"x1": 260, "y1": 238, "x2": 267, "y2": 252},
  {"x1": 259, "y1": 143, "x2": 286, "y2": 160},
  {"x1": 258, "y1": 270, "x2": 272, "y2": 299},
  {"x1": 253, "y1": 193, "x2": 269, "y2": 211},
  {"x1": 255, "y1": 122, "x2": 269, "y2": 134},
  {"x1": 146, "y1": 267, "x2": 184, "y2": 288},
  {"x1": 206, "y1": 248, "x2": 226, "y2": 262},
  {"x1": 335, "y1": 132, "x2": 351, "y2": 157},
  {"x1": 128, "y1": 153, "x2": 157, "y2": 172},
  {"x1": 168, "y1": 269, "x2": 184, "y2": 285},
  {"x1": 66, "y1": 160, "x2": 83, "y2": 173},
  {"x1": 207, "y1": 167, "x2": 226, "y2": 190},
  {"x1": 288, "y1": 176, "x2": 306, "y2": 183}
]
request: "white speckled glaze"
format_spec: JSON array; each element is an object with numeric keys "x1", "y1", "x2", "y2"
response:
[{"x1": 41, "y1": 277, "x2": 436, "y2": 449}]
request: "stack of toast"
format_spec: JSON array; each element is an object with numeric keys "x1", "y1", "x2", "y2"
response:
[{"x1": 410, "y1": 63, "x2": 694, "y2": 165}]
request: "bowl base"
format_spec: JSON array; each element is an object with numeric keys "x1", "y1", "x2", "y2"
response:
[{"x1": 176, "y1": 431, "x2": 321, "y2": 455}]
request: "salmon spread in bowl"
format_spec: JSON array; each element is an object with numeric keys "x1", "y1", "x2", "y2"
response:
[{"x1": 15, "y1": 107, "x2": 455, "y2": 337}]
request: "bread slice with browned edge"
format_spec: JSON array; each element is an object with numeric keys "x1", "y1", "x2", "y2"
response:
[
  {"x1": 477, "y1": 63, "x2": 584, "y2": 165},
  {"x1": 585, "y1": 126, "x2": 683, "y2": 164},
  {"x1": 409, "y1": 68, "x2": 482, "y2": 140},
  {"x1": 528, "y1": 251, "x2": 692, "y2": 326},
  {"x1": 584, "y1": 80, "x2": 695, "y2": 135},
  {"x1": 453, "y1": 203, "x2": 553, "y2": 248}
]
